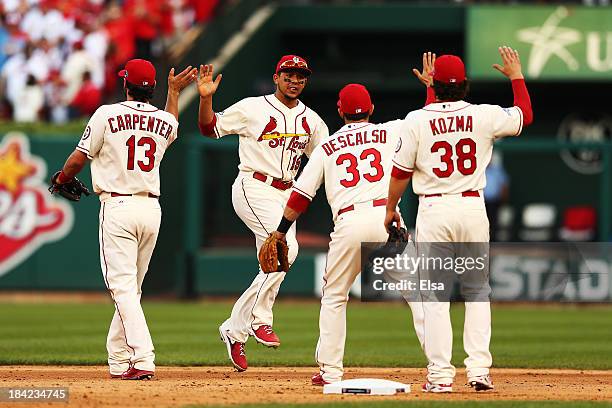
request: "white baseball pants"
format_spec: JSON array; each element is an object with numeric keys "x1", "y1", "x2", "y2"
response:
[
  {"x1": 317, "y1": 205, "x2": 425, "y2": 383},
  {"x1": 99, "y1": 195, "x2": 160, "y2": 375},
  {"x1": 415, "y1": 193, "x2": 492, "y2": 385},
  {"x1": 220, "y1": 172, "x2": 298, "y2": 344}
]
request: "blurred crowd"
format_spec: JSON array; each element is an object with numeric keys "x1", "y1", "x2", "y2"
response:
[{"x1": 0, "y1": 0, "x2": 220, "y2": 123}]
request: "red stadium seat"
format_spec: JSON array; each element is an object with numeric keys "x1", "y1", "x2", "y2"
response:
[{"x1": 559, "y1": 206, "x2": 596, "y2": 242}]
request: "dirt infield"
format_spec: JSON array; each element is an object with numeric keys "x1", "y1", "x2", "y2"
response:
[{"x1": 0, "y1": 366, "x2": 610, "y2": 407}]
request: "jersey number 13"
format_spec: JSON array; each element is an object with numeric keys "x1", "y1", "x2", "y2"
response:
[{"x1": 126, "y1": 135, "x2": 156, "y2": 172}]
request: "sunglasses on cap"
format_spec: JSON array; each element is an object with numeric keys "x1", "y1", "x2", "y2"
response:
[{"x1": 279, "y1": 59, "x2": 308, "y2": 70}]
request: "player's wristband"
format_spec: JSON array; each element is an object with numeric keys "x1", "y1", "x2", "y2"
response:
[{"x1": 277, "y1": 216, "x2": 294, "y2": 234}]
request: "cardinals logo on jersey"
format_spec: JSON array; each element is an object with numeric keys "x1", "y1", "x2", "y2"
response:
[
  {"x1": 257, "y1": 117, "x2": 279, "y2": 142},
  {"x1": 0, "y1": 134, "x2": 73, "y2": 277},
  {"x1": 302, "y1": 117, "x2": 311, "y2": 136},
  {"x1": 259, "y1": 115, "x2": 311, "y2": 149}
]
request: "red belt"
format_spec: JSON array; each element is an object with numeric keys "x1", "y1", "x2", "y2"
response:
[
  {"x1": 110, "y1": 192, "x2": 159, "y2": 199},
  {"x1": 338, "y1": 198, "x2": 388, "y2": 216},
  {"x1": 423, "y1": 190, "x2": 480, "y2": 198},
  {"x1": 253, "y1": 172, "x2": 293, "y2": 191}
]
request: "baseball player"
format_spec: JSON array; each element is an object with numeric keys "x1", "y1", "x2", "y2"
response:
[
  {"x1": 386, "y1": 47, "x2": 533, "y2": 392},
  {"x1": 51, "y1": 59, "x2": 196, "y2": 380},
  {"x1": 196, "y1": 55, "x2": 329, "y2": 371},
  {"x1": 263, "y1": 83, "x2": 426, "y2": 385}
]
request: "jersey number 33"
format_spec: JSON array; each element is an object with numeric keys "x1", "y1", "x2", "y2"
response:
[{"x1": 336, "y1": 148, "x2": 384, "y2": 188}]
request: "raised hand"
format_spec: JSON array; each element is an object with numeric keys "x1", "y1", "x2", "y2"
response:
[
  {"x1": 197, "y1": 64, "x2": 223, "y2": 98},
  {"x1": 492, "y1": 46, "x2": 524, "y2": 80},
  {"x1": 412, "y1": 52, "x2": 436, "y2": 87},
  {"x1": 167, "y1": 66, "x2": 197, "y2": 95}
]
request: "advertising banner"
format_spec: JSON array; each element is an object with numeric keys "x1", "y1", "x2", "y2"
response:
[{"x1": 467, "y1": 6, "x2": 612, "y2": 80}]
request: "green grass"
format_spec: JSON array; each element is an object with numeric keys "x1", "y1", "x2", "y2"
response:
[
  {"x1": 198, "y1": 402, "x2": 612, "y2": 408},
  {"x1": 0, "y1": 301, "x2": 610, "y2": 369}
]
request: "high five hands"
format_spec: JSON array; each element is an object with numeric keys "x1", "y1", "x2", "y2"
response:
[
  {"x1": 167, "y1": 66, "x2": 198, "y2": 95},
  {"x1": 493, "y1": 46, "x2": 524, "y2": 80},
  {"x1": 413, "y1": 52, "x2": 436, "y2": 87},
  {"x1": 197, "y1": 64, "x2": 223, "y2": 98}
]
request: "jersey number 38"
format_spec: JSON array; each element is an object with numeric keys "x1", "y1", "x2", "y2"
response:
[
  {"x1": 431, "y1": 138, "x2": 476, "y2": 178},
  {"x1": 126, "y1": 135, "x2": 156, "y2": 172}
]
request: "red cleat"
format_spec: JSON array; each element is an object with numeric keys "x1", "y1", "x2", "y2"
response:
[
  {"x1": 311, "y1": 373, "x2": 330, "y2": 386},
  {"x1": 220, "y1": 327, "x2": 248, "y2": 371},
  {"x1": 251, "y1": 325, "x2": 280, "y2": 348},
  {"x1": 121, "y1": 366, "x2": 154, "y2": 380}
]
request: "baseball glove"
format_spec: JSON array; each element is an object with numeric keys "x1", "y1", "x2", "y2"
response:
[
  {"x1": 387, "y1": 225, "x2": 410, "y2": 244},
  {"x1": 258, "y1": 233, "x2": 289, "y2": 273},
  {"x1": 48, "y1": 171, "x2": 91, "y2": 202}
]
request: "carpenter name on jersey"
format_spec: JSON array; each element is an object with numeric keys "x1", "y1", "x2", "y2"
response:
[{"x1": 108, "y1": 112, "x2": 175, "y2": 140}]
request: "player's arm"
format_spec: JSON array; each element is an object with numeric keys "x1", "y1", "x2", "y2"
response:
[
  {"x1": 385, "y1": 168, "x2": 412, "y2": 233},
  {"x1": 165, "y1": 66, "x2": 198, "y2": 121},
  {"x1": 385, "y1": 119, "x2": 418, "y2": 232},
  {"x1": 493, "y1": 46, "x2": 533, "y2": 127},
  {"x1": 272, "y1": 148, "x2": 324, "y2": 240},
  {"x1": 54, "y1": 107, "x2": 105, "y2": 184},
  {"x1": 412, "y1": 51, "x2": 436, "y2": 106},
  {"x1": 304, "y1": 116, "x2": 329, "y2": 157},
  {"x1": 273, "y1": 181, "x2": 319, "y2": 240},
  {"x1": 197, "y1": 64, "x2": 223, "y2": 138},
  {"x1": 271, "y1": 198, "x2": 306, "y2": 241},
  {"x1": 53, "y1": 150, "x2": 88, "y2": 184}
]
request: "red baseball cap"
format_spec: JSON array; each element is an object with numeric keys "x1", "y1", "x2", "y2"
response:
[
  {"x1": 338, "y1": 84, "x2": 372, "y2": 115},
  {"x1": 275, "y1": 55, "x2": 312, "y2": 76},
  {"x1": 118, "y1": 59, "x2": 156, "y2": 87},
  {"x1": 433, "y1": 55, "x2": 466, "y2": 84}
]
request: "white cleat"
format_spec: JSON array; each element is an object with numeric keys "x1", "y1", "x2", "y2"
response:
[
  {"x1": 422, "y1": 381, "x2": 453, "y2": 393},
  {"x1": 468, "y1": 375, "x2": 494, "y2": 391}
]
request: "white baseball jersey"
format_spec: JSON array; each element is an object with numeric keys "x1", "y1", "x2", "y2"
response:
[
  {"x1": 76, "y1": 101, "x2": 178, "y2": 197},
  {"x1": 393, "y1": 101, "x2": 523, "y2": 195},
  {"x1": 293, "y1": 120, "x2": 403, "y2": 217},
  {"x1": 211, "y1": 94, "x2": 329, "y2": 181}
]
